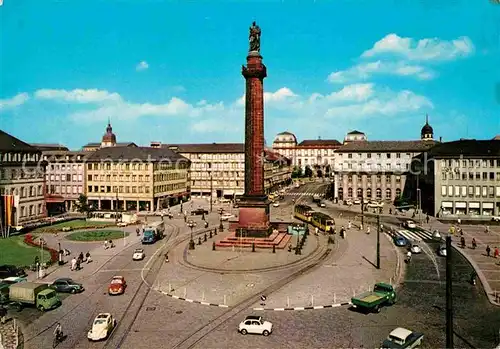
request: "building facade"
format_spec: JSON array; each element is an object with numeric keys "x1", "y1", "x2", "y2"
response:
[
  {"x1": 271, "y1": 131, "x2": 341, "y2": 176},
  {"x1": 409, "y1": 139, "x2": 500, "y2": 218},
  {"x1": 333, "y1": 120, "x2": 436, "y2": 203},
  {"x1": 0, "y1": 130, "x2": 46, "y2": 228},
  {"x1": 39, "y1": 150, "x2": 90, "y2": 214},
  {"x1": 152, "y1": 142, "x2": 292, "y2": 198},
  {"x1": 85, "y1": 146, "x2": 191, "y2": 212}
]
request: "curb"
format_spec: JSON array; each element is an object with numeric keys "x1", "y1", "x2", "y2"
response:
[
  {"x1": 253, "y1": 302, "x2": 352, "y2": 311},
  {"x1": 158, "y1": 290, "x2": 229, "y2": 308},
  {"x1": 450, "y1": 241, "x2": 500, "y2": 307}
]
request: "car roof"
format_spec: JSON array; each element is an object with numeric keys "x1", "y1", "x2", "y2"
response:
[
  {"x1": 245, "y1": 315, "x2": 262, "y2": 320},
  {"x1": 389, "y1": 327, "x2": 412, "y2": 339},
  {"x1": 112, "y1": 275, "x2": 124, "y2": 279},
  {"x1": 55, "y1": 278, "x2": 73, "y2": 282},
  {"x1": 96, "y1": 313, "x2": 111, "y2": 319},
  {"x1": 134, "y1": 249, "x2": 143, "y2": 252}
]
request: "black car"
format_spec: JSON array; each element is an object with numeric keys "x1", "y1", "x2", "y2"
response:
[
  {"x1": 0, "y1": 265, "x2": 27, "y2": 279},
  {"x1": 50, "y1": 278, "x2": 84, "y2": 294},
  {"x1": 191, "y1": 208, "x2": 209, "y2": 216}
]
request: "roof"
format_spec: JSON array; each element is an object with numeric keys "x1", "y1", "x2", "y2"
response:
[
  {"x1": 0, "y1": 130, "x2": 39, "y2": 153},
  {"x1": 42, "y1": 150, "x2": 90, "y2": 161},
  {"x1": 163, "y1": 143, "x2": 245, "y2": 153},
  {"x1": 30, "y1": 143, "x2": 69, "y2": 151},
  {"x1": 277, "y1": 131, "x2": 296, "y2": 136},
  {"x1": 245, "y1": 316, "x2": 262, "y2": 320},
  {"x1": 86, "y1": 146, "x2": 190, "y2": 163},
  {"x1": 264, "y1": 149, "x2": 291, "y2": 163},
  {"x1": 347, "y1": 130, "x2": 365, "y2": 135},
  {"x1": 298, "y1": 139, "x2": 342, "y2": 147},
  {"x1": 336, "y1": 140, "x2": 437, "y2": 153},
  {"x1": 82, "y1": 142, "x2": 137, "y2": 148},
  {"x1": 425, "y1": 139, "x2": 500, "y2": 158},
  {"x1": 389, "y1": 327, "x2": 412, "y2": 340}
]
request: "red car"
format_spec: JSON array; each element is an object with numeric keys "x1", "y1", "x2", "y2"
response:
[{"x1": 108, "y1": 276, "x2": 127, "y2": 295}]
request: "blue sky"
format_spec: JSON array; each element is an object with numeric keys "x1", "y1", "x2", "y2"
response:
[{"x1": 1, "y1": 0, "x2": 499, "y2": 150}]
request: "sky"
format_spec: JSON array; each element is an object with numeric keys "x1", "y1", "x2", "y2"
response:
[{"x1": 1, "y1": 0, "x2": 499, "y2": 150}]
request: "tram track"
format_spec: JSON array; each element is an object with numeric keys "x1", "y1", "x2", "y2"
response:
[{"x1": 171, "y1": 247, "x2": 332, "y2": 349}]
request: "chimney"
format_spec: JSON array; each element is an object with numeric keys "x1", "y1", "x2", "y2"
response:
[
  {"x1": 150, "y1": 141, "x2": 161, "y2": 148},
  {"x1": 439, "y1": 136, "x2": 442, "y2": 143}
]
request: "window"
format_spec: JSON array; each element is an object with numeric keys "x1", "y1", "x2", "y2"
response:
[
  {"x1": 462, "y1": 172, "x2": 467, "y2": 180},
  {"x1": 88, "y1": 175, "x2": 92, "y2": 181},
  {"x1": 88, "y1": 186, "x2": 92, "y2": 192},
  {"x1": 66, "y1": 174, "x2": 71, "y2": 181},
  {"x1": 348, "y1": 175, "x2": 352, "y2": 182},
  {"x1": 442, "y1": 172, "x2": 447, "y2": 180},
  {"x1": 461, "y1": 186, "x2": 467, "y2": 197},
  {"x1": 348, "y1": 154, "x2": 352, "y2": 159},
  {"x1": 468, "y1": 186, "x2": 474, "y2": 197},
  {"x1": 395, "y1": 176, "x2": 401, "y2": 183},
  {"x1": 386, "y1": 175, "x2": 391, "y2": 183},
  {"x1": 367, "y1": 188, "x2": 372, "y2": 198},
  {"x1": 454, "y1": 186, "x2": 460, "y2": 197},
  {"x1": 386, "y1": 153, "x2": 391, "y2": 159},
  {"x1": 385, "y1": 188, "x2": 391, "y2": 200},
  {"x1": 356, "y1": 188, "x2": 362, "y2": 198},
  {"x1": 490, "y1": 172, "x2": 495, "y2": 180},
  {"x1": 482, "y1": 186, "x2": 487, "y2": 197},
  {"x1": 441, "y1": 185, "x2": 447, "y2": 196},
  {"x1": 367, "y1": 153, "x2": 371, "y2": 158},
  {"x1": 376, "y1": 188, "x2": 382, "y2": 199},
  {"x1": 475, "y1": 186, "x2": 480, "y2": 197},
  {"x1": 395, "y1": 188, "x2": 401, "y2": 197},
  {"x1": 396, "y1": 153, "x2": 401, "y2": 158},
  {"x1": 448, "y1": 186, "x2": 453, "y2": 196},
  {"x1": 483, "y1": 172, "x2": 488, "y2": 181},
  {"x1": 469, "y1": 172, "x2": 474, "y2": 180},
  {"x1": 489, "y1": 186, "x2": 494, "y2": 198},
  {"x1": 347, "y1": 188, "x2": 353, "y2": 198}
]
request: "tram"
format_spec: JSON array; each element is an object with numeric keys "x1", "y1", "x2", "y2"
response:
[
  {"x1": 294, "y1": 204, "x2": 315, "y2": 222},
  {"x1": 311, "y1": 212, "x2": 335, "y2": 233}
]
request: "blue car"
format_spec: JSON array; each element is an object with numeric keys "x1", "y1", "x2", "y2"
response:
[{"x1": 394, "y1": 236, "x2": 408, "y2": 247}]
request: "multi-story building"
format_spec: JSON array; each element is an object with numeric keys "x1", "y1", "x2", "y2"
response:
[
  {"x1": 81, "y1": 122, "x2": 136, "y2": 151},
  {"x1": 0, "y1": 130, "x2": 46, "y2": 228},
  {"x1": 151, "y1": 142, "x2": 292, "y2": 198},
  {"x1": 38, "y1": 150, "x2": 90, "y2": 214},
  {"x1": 85, "y1": 146, "x2": 191, "y2": 212},
  {"x1": 333, "y1": 119, "x2": 437, "y2": 203},
  {"x1": 407, "y1": 138, "x2": 500, "y2": 218},
  {"x1": 271, "y1": 132, "x2": 341, "y2": 176}
]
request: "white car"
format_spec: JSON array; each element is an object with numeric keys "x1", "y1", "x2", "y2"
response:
[
  {"x1": 404, "y1": 220, "x2": 417, "y2": 229},
  {"x1": 220, "y1": 213, "x2": 235, "y2": 221},
  {"x1": 117, "y1": 222, "x2": 128, "y2": 227},
  {"x1": 410, "y1": 244, "x2": 422, "y2": 254},
  {"x1": 353, "y1": 199, "x2": 361, "y2": 205},
  {"x1": 438, "y1": 244, "x2": 447, "y2": 257},
  {"x1": 238, "y1": 316, "x2": 273, "y2": 336},
  {"x1": 87, "y1": 313, "x2": 116, "y2": 341},
  {"x1": 132, "y1": 249, "x2": 145, "y2": 261},
  {"x1": 273, "y1": 202, "x2": 280, "y2": 207}
]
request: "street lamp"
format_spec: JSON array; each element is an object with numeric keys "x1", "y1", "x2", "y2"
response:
[
  {"x1": 416, "y1": 188, "x2": 422, "y2": 225},
  {"x1": 188, "y1": 222, "x2": 195, "y2": 250},
  {"x1": 219, "y1": 208, "x2": 224, "y2": 232}
]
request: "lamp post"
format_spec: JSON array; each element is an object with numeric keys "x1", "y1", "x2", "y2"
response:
[
  {"x1": 416, "y1": 188, "x2": 422, "y2": 225},
  {"x1": 209, "y1": 169, "x2": 213, "y2": 213},
  {"x1": 360, "y1": 199, "x2": 365, "y2": 231},
  {"x1": 376, "y1": 215, "x2": 381, "y2": 269},
  {"x1": 219, "y1": 208, "x2": 224, "y2": 232},
  {"x1": 188, "y1": 222, "x2": 195, "y2": 250}
]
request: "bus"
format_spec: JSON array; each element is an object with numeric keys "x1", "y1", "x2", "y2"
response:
[
  {"x1": 311, "y1": 212, "x2": 335, "y2": 233},
  {"x1": 294, "y1": 204, "x2": 315, "y2": 223},
  {"x1": 142, "y1": 221, "x2": 165, "y2": 244}
]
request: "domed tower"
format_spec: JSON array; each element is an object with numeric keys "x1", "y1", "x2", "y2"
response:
[
  {"x1": 421, "y1": 114, "x2": 434, "y2": 141},
  {"x1": 101, "y1": 120, "x2": 117, "y2": 148}
]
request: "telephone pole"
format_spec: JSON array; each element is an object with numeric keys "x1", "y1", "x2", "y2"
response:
[
  {"x1": 445, "y1": 236, "x2": 454, "y2": 349},
  {"x1": 360, "y1": 200, "x2": 364, "y2": 230},
  {"x1": 376, "y1": 214, "x2": 380, "y2": 269}
]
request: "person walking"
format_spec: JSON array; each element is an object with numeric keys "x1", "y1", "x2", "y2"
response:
[
  {"x1": 366, "y1": 226, "x2": 371, "y2": 234},
  {"x1": 86, "y1": 251, "x2": 92, "y2": 263},
  {"x1": 426, "y1": 215, "x2": 429, "y2": 224},
  {"x1": 495, "y1": 247, "x2": 499, "y2": 259},
  {"x1": 70, "y1": 257, "x2": 77, "y2": 271},
  {"x1": 486, "y1": 245, "x2": 491, "y2": 257}
]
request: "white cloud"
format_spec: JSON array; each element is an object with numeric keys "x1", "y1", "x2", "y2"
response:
[
  {"x1": 362, "y1": 34, "x2": 474, "y2": 61},
  {"x1": 136, "y1": 61, "x2": 149, "y2": 71},
  {"x1": 35, "y1": 89, "x2": 122, "y2": 103},
  {"x1": 328, "y1": 61, "x2": 435, "y2": 83},
  {"x1": 0, "y1": 93, "x2": 30, "y2": 110}
]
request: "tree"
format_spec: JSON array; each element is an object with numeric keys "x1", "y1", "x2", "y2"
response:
[
  {"x1": 75, "y1": 194, "x2": 90, "y2": 216},
  {"x1": 304, "y1": 165, "x2": 313, "y2": 178},
  {"x1": 291, "y1": 166, "x2": 303, "y2": 178}
]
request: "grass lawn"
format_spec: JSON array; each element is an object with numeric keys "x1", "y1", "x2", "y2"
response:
[
  {"x1": 66, "y1": 230, "x2": 129, "y2": 242},
  {"x1": 32, "y1": 219, "x2": 111, "y2": 232},
  {"x1": 0, "y1": 236, "x2": 51, "y2": 267}
]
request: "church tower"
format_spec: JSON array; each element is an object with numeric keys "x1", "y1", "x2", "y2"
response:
[
  {"x1": 101, "y1": 120, "x2": 117, "y2": 148},
  {"x1": 421, "y1": 114, "x2": 434, "y2": 141}
]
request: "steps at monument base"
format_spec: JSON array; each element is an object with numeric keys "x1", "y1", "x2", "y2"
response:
[
  {"x1": 225, "y1": 230, "x2": 280, "y2": 242},
  {"x1": 216, "y1": 232, "x2": 291, "y2": 249}
]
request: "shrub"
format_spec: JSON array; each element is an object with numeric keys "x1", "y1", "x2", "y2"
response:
[{"x1": 23, "y1": 234, "x2": 58, "y2": 263}]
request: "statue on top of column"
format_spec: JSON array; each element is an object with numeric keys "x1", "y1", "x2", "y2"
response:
[{"x1": 249, "y1": 21, "x2": 261, "y2": 52}]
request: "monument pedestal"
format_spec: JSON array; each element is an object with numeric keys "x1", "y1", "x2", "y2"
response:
[{"x1": 236, "y1": 195, "x2": 271, "y2": 238}]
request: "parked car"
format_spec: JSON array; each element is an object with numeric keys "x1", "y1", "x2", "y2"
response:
[
  {"x1": 132, "y1": 249, "x2": 145, "y2": 261},
  {"x1": 381, "y1": 327, "x2": 423, "y2": 348},
  {"x1": 220, "y1": 213, "x2": 235, "y2": 221},
  {"x1": 492, "y1": 216, "x2": 500, "y2": 222},
  {"x1": 238, "y1": 315, "x2": 273, "y2": 336},
  {"x1": 394, "y1": 235, "x2": 408, "y2": 247},
  {"x1": 1, "y1": 276, "x2": 27, "y2": 285},
  {"x1": 318, "y1": 201, "x2": 326, "y2": 208},
  {"x1": 0, "y1": 265, "x2": 27, "y2": 279},
  {"x1": 410, "y1": 244, "x2": 422, "y2": 254},
  {"x1": 87, "y1": 313, "x2": 116, "y2": 341},
  {"x1": 108, "y1": 276, "x2": 127, "y2": 295},
  {"x1": 404, "y1": 220, "x2": 417, "y2": 229},
  {"x1": 117, "y1": 222, "x2": 128, "y2": 227},
  {"x1": 353, "y1": 199, "x2": 361, "y2": 205},
  {"x1": 50, "y1": 278, "x2": 84, "y2": 294},
  {"x1": 438, "y1": 244, "x2": 447, "y2": 257},
  {"x1": 191, "y1": 208, "x2": 209, "y2": 216},
  {"x1": 272, "y1": 202, "x2": 280, "y2": 207}
]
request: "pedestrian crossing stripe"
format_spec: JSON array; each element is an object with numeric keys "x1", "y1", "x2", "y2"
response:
[
  {"x1": 396, "y1": 229, "x2": 433, "y2": 242},
  {"x1": 283, "y1": 193, "x2": 324, "y2": 197}
]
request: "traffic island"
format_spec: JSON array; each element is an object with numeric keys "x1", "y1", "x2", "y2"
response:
[{"x1": 65, "y1": 230, "x2": 129, "y2": 242}]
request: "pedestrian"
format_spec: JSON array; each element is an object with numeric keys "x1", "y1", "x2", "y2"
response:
[
  {"x1": 366, "y1": 226, "x2": 371, "y2": 234},
  {"x1": 460, "y1": 236, "x2": 465, "y2": 248},
  {"x1": 347, "y1": 221, "x2": 352, "y2": 230},
  {"x1": 426, "y1": 215, "x2": 429, "y2": 224},
  {"x1": 76, "y1": 258, "x2": 81, "y2": 270},
  {"x1": 389, "y1": 208, "x2": 392, "y2": 215},
  {"x1": 495, "y1": 247, "x2": 499, "y2": 259},
  {"x1": 78, "y1": 252, "x2": 84, "y2": 262},
  {"x1": 0, "y1": 306, "x2": 7, "y2": 324},
  {"x1": 104, "y1": 240, "x2": 109, "y2": 249},
  {"x1": 486, "y1": 245, "x2": 491, "y2": 257},
  {"x1": 457, "y1": 218, "x2": 461, "y2": 225},
  {"x1": 86, "y1": 251, "x2": 92, "y2": 263},
  {"x1": 315, "y1": 227, "x2": 319, "y2": 236},
  {"x1": 472, "y1": 238, "x2": 477, "y2": 249},
  {"x1": 184, "y1": 215, "x2": 187, "y2": 223},
  {"x1": 70, "y1": 257, "x2": 77, "y2": 271}
]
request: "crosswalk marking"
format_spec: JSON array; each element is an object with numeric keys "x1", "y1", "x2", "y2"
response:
[
  {"x1": 396, "y1": 229, "x2": 433, "y2": 242},
  {"x1": 284, "y1": 192, "x2": 324, "y2": 197}
]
